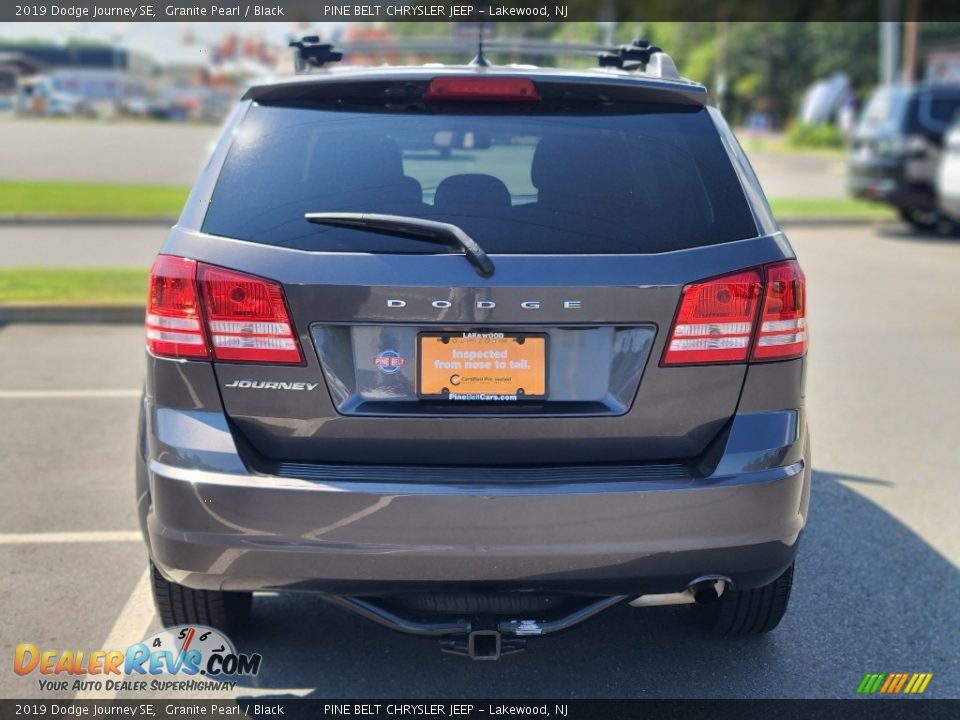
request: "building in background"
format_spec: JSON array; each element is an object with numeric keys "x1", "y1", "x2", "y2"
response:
[
  {"x1": 0, "y1": 32, "x2": 279, "y2": 121},
  {"x1": 0, "y1": 44, "x2": 153, "y2": 105}
]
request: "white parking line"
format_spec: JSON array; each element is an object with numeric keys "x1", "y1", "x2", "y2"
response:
[
  {"x1": 0, "y1": 531, "x2": 141, "y2": 544},
  {"x1": 74, "y1": 567, "x2": 155, "y2": 701},
  {"x1": 0, "y1": 390, "x2": 140, "y2": 399}
]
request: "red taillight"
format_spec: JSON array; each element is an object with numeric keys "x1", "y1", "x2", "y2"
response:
[
  {"x1": 662, "y1": 261, "x2": 807, "y2": 366},
  {"x1": 198, "y1": 264, "x2": 303, "y2": 364},
  {"x1": 424, "y1": 77, "x2": 540, "y2": 102},
  {"x1": 146, "y1": 256, "x2": 303, "y2": 365},
  {"x1": 751, "y1": 261, "x2": 807, "y2": 361},
  {"x1": 662, "y1": 269, "x2": 763, "y2": 365},
  {"x1": 146, "y1": 256, "x2": 208, "y2": 360}
]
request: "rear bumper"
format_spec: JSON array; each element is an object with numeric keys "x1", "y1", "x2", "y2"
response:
[
  {"x1": 140, "y1": 404, "x2": 811, "y2": 596},
  {"x1": 941, "y1": 195, "x2": 960, "y2": 221},
  {"x1": 848, "y1": 160, "x2": 936, "y2": 210}
]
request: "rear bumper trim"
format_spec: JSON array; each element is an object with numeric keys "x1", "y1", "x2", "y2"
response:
[
  {"x1": 274, "y1": 459, "x2": 693, "y2": 485},
  {"x1": 148, "y1": 457, "x2": 801, "y2": 495}
]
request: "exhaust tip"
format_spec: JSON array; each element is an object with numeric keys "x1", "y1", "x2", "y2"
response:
[
  {"x1": 629, "y1": 575, "x2": 733, "y2": 608},
  {"x1": 692, "y1": 584, "x2": 720, "y2": 604},
  {"x1": 687, "y1": 576, "x2": 731, "y2": 605}
]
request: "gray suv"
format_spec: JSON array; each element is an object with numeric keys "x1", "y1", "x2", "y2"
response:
[
  {"x1": 849, "y1": 83, "x2": 960, "y2": 231},
  {"x1": 137, "y1": 42, "x2": 810, "y2": 659}
]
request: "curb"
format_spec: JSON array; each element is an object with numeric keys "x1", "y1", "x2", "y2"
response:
[
  {"x1": 0, "y1": 215, "x2": 176, "y2": 226},
  {"x1": 0, "y1": 304, "x2": 144, "y2": 324}
]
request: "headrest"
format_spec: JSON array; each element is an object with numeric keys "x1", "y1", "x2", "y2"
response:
[
  {"x1": 434, "y1": 174, "x2": 512, "y2": 210},
  {"x1": 531, "y1": 135, "x2": 627, "y2": 197}
]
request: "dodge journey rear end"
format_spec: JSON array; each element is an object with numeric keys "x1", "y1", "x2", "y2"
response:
[{"x1": 137, "y1": 43, "x2": 810, "y2": 659}]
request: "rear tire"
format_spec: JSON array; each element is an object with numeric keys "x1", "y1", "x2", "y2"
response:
[
  {"x1": 898, "y1": 206, "x2": 942, "y2": 231},
  {"x1": 688, "y1": 563, "x2": 794, "y2": 635},
  {"x1": 149, "y1": 562, "x2": 252, "y2": 633}
]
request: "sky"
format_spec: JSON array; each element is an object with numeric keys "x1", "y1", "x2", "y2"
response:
[{"x1": 0, "y1": 21, "x2": 340, "y2": 63}]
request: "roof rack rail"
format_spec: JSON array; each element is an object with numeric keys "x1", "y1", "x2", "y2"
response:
[
  {"x1": 338, "y1": 38, "x2": 605, "y2": 58},
  {"x1": 284, "y1": 35, "x2": 684, "y2": 82},
  {"x1": 289, "y1": 36, "x2": 343, "y2": 73},
  {"x1": 597, "y1": 38, "x2": 680, "y2": 80}
]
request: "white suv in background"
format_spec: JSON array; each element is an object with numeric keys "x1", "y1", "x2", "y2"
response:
[{"x1": 938, "y1": 121, "x2": 960, "y2": 223}]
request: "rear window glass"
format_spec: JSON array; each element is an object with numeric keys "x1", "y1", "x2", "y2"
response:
[
  {"x1": 920, "y1": 91, "x2": 960, "y2": 131},
  {"x1": 928, "y1": 96, "x2": 960, "y2": 124},
  {"x1": 202, "y1": 102, "x2": 758, "y2": 254}
]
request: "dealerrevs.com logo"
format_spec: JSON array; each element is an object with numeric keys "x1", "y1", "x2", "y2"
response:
[{"x1": 14, "y1": 626, "x2": 261, "y2": 694}]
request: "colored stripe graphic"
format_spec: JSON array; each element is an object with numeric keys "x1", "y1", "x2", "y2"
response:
[
  {"x1": 879, "y1": 674, "x2": 897, "y2": 693},
  {"x1": 886, "y1": 673, "x2": 905, "y2": 693},
  {"x1": 857, "y1": 672, "x2": 933, "y2": 695},
  {"x1": 858, "y1": 673, "x2": 886, "y2": 694},
  {"x1": 905, "y1": 673, "x2": 933, "y2": 694},
  {"x1": 894, "y1": 673, "x2": 911, "y2": 693}
]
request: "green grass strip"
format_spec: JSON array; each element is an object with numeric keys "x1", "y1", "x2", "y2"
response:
[
  {"x1": 769, "y1": 197, "x2": 895, "y2": 219},
  {"x1": 0, "y1": 181, "x2": 188, "y2": 217}
]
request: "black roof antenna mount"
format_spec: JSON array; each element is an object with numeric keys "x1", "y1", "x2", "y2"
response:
[{"x1": 469, "y1": 26, "x2": 490, "y2": 67}]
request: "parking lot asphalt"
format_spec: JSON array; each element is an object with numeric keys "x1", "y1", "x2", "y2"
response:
[
  {"x1": 0, "y1": 223, "x2": 167, "y2": 268},
  {"x1": 0, "y1": 223, "x2": 957, "y2": 700},
  {"x1": 0, "y1": 119, "x2": 215, "y2": 186}
]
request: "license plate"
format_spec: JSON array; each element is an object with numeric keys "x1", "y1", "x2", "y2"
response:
[{"x1": 418, "y1": 332, "x2": 547, "y2": 401}]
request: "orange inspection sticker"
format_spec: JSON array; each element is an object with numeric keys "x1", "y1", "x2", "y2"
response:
[{"x1": 418, "y1": 332, "x2": 547, "y2": 400}]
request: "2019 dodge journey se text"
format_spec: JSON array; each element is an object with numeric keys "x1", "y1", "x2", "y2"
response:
[{"x1": 137, "y1": 40, "x2": 810, "y2": 659}]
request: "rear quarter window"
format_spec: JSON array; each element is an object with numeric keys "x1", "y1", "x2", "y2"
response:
[
  {"x1": 202, "y1": 101, "x2": 758, "y2": 254},
  {"x1": 920, "y1": 90, "x2": 960, "y2": 134}
]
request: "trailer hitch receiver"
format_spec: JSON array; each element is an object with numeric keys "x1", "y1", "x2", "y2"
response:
[{"x1": 440, "y1": 631, "x2": 526, "y2": 660}]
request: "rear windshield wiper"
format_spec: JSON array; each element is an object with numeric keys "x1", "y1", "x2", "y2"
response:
[{"x1": 304, "y1": 212, "x2": 495, "y2": 278}]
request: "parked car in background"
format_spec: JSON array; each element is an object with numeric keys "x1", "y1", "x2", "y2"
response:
[
  {"x1": 937, "y1": 121, "x2": 960, "y2": 223},
  {"x1": 849, "y1": 83, "x2": 960, "y2": 231},
  {"x1": 17, "y1": 75, "x2": 94, "y2": 118}
]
